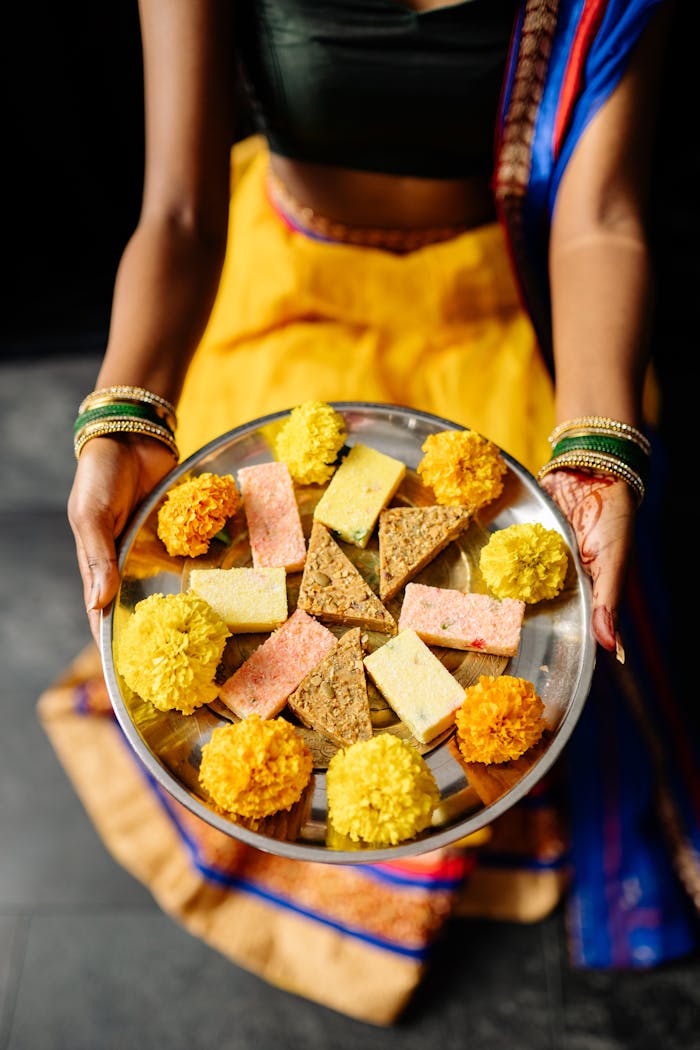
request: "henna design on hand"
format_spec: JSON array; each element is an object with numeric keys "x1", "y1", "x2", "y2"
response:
[
  {"x1": 541, "y1": 470, "x2": 614, "y2": 574},
  {"x1": 539, "y1": 469, "x2": 634, "y2": 656}
]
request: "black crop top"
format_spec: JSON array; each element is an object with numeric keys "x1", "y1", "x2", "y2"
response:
[{"x1": 236, "y1": 0, "x2": 519, "y2": 179}]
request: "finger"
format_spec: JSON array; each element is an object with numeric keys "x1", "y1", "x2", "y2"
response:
[
  {"x1": 589, "y1": 552, "x2": 627, "y2": 656},
  {"x1": 591, "y1": 604, "x2": 617, "y2": 654}
]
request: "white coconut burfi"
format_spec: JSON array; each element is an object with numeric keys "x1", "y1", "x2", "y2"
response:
[{"x1": 363, "y1": 629, "x2": 465, "y2": 743}]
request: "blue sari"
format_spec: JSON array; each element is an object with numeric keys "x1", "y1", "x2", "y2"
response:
[{"x1": 497, "y1": 0, "x2": 700, "y2": 967}]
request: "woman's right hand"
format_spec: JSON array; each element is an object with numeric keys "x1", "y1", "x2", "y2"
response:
[
  {"x1": 68, "y1": 436, "x2": 178, "y2": 645},
  {"x1": 539, "y1": 467, "x2": 636, "y2": 659}
]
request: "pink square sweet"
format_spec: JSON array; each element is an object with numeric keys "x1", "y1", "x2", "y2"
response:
[
  {"x1": 219, "y1": 609, "x2": 337, "y2": 719},
  {"x1": 238, "y1": 461, "x2": 306, "y2": 572},
  {"x1": 398, "y1": 583, "x2": 525, "y2": 657}
]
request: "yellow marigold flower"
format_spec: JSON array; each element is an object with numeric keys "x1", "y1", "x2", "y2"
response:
[
  {"x1": 157, "y1": 472, "x2": 240, "y2": 557},
  {"x1": 117, "y1": 592, "x2": 230, "y2": 715},
  {"x1": 480, "y1": 522, "x2": 569, "y2": 603},
  {"x1": 275, "y1": 400, "x2": 346, "y2": 485},
  {"x1": 455, "y1": 674, "x2": 545, "y2": 764},
  {"x1": 199, "y1": 716, "x2": 313, "y2": 819},
  {"x1": 417, "y1": 430, "x2": 506, "y2": 510},
  {"x1": 326, "y1": 734, "x2": 439, "y2": 846}
]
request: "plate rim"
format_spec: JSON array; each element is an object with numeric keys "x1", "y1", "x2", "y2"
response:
[{"x1": 100, "y1": 401, "x2": 595, "y2": 863}]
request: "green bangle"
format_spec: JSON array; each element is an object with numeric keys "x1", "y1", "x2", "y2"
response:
[
  {"x1": 73, "y1": 402, "x2": 174, "y2": 436},
  {"x1": 551, "y1": 434, "x2": 649, "y2": 483},
  {"x1": 548, "y1": 416, "x2": 650, "y2": 454},
  {"x1": 79, "y1": 382, "x2": 178, "y2": 422},
  {"x1": 79, "y1": 385, "x2": 177, "y2": 428}
]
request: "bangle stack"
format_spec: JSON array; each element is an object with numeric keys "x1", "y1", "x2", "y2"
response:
[
  {"x1": 536, "y1": 415, "x2": 650, "y2": 505},
  {"x1": 74, "y1": 385, "x2": 179, "y2": 461}
]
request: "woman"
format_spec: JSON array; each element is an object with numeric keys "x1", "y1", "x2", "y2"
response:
[{"x1": 41, "y1": 0, "x2": 699, "y2": 1025}]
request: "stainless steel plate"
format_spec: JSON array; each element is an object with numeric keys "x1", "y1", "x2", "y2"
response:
[{"x1": 101, "y1": 402, "x2": 595, "y2": 863}]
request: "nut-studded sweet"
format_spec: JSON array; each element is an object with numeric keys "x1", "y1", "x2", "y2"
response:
[
  {"x1": 378, "y1": 505, "x2": 472, "y2": 600},
  {"x1": 287, "y1": 628, "x2": 373, "y2": 748},
  {"x1": 297, "y1": 522, "x2": 396, "y2": 634}
]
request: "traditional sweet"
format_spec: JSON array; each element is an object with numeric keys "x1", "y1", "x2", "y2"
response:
[
  {"x1": 274, "y1": 399, "x2": 347, "y2": 485},
  {"x1": 238, "y1": 461, "x2": 306, "y2": 572},
  {"x1": 219, "y1": 608, "x2": 337, "y2": 719},
  {"x1": 287, "y1": 627, "x2": 372, "y2": 747},
  {"x1": 378, "y1": 504, "x2": 472, "y2": 600},
  {"x1": 297, "y1": 522, "x2": 396, "y2": 634},
  {"x1": 188, "y1": 566, "x2": 287, "y2": 632},
  {"x1": 398, "y1": 583, "x2": 525, "y2": 657},
  {"x1": 313, "y1": 443, "x2": 406, "y2": 547},
  {"x1": 363, "y1": 629, "x2": 465, "y2": 743},
  {"x1": 116, "y1": 591, "x2": 230, "y2": 715},
  {"x1": 416, "y1": 429, "x2": 506, "y2": 510},
  {"x1": 326, "y1": 733, "x2": 440, "y2": 845},
  {"x1": 455, "y1": 674, "x2": 546, "y2": 764},
  {"x1": 156, "y1": 472, "x2": 240, "y2": 557},
  {"x1": 479, "y1": 521, "x2": 570, "y2": 603},
  {"x1": 199, "y1": 715, "x2": 313, "y2": 819}
]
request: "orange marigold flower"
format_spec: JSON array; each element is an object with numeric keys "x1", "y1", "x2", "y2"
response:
[
  {"x1": 417, "y1": 430, "x2": 506, "y2": 510},
  {"x1": 480, "y1": 522, "x2": 569, "y2": 603},
  {"x1": 157, "y1": 472, "x2": 240, "y2": 557},
  {"x1": 455, "y1": 674, "x2": 545, "y2": 764},
  {"x1": 199, "y1": 716, "x2": 313, "y2": 819}
]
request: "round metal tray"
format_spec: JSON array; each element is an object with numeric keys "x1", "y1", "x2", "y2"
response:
[{"x1": 101, "y1": 402, "x2": 595, "y2": 863}]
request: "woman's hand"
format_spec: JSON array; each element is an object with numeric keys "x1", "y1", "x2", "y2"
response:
[
  {"x1": 539, "y1": 468, "x2": 636, "y2": 659},
  {"x1": 68, "y1": 437, "x2": 177, "y2": 645}
]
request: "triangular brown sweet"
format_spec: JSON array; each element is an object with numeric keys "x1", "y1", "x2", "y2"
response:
[
  {"x1": 297, "y1": 522, "x2": 396, "y2": 634},
  {"x1": 287, "y1": 628, "x2": 373, "y2": 748},
  {"x1": 378, "y1": 505, "x2": 472, "y2": 600}
]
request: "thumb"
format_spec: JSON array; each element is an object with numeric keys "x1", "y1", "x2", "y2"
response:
[
  {"x1": 72, "y1": 516, "x2": 121, "y2": 615},
  {"x1": 74, "y1": 526, "x2": 121, "y2": 650}
]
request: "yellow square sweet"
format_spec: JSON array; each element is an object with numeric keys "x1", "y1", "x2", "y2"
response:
[
  {"x1": 313, "y1": 443, "x2": 406, "y2": 548},
  {"x1": 364, "y1": 629, "x2": 465, "y2": 743},
  {"x1": 188, "y1": 567, "x2": 287, "y2": 632}
]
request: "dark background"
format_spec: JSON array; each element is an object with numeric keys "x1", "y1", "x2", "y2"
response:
[
  {"x1": 3, "y1": 3, "x2": 145, "y2": 350},
  {"x1": 3, "y1": 0, "x2": 697, "y2": 411}
]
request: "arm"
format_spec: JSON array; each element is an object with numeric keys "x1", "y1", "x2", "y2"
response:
[
  {"x1": 68, "y1": 0, "x2": 237, "y2": 642},
  {"x1": 540, "y1": 5, "x2": 671, "y2": 654}
]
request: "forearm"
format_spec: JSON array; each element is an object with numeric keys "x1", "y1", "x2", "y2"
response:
[
  {"x1": 93, "y1": 0, "x2": 236, "y2": 406},
  {"x1": 94, "y1": 214, "x2": 228, "y2": 406},
  {"x1": 548, "y1": 229, "x2": 652, "y2": 428},
  {"x1": 546, "y1": 3, "x2": 669, "y2": 434}
]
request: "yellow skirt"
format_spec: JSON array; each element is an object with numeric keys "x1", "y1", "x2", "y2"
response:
[
  {"x1": 177, "y1": 135, "x2": 554, "y2": 472},
  {"x1": 39, "y1": 135, "x2": 566, "y2": 1026}
]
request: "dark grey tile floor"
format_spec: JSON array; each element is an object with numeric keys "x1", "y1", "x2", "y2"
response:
[{"x1": 2, "y1": 349, "x2": 699, "y2": 1050}]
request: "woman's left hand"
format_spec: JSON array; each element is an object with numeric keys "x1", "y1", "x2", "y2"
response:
[{"x1": 539, "y1": 468, "x2": 636, "y2": 659}]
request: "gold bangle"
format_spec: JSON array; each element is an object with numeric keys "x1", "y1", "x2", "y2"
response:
[
  {"x1": 536, "y1": 450, "x2": 645, "y2": 505},
  {"x1": 79, "y1": 385, "x2": 178, "y2": 431},
  {"x1": 74, "y1": 418, "x2": 179, "y2": 461},
  {"x1": 548, "y1": 416, "x2": 650, "y2": 455}
]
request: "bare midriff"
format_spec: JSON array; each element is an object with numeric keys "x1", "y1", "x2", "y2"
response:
[
  {"x1": 268, "y1": 155, "x2": 497, "y2": 239},
  {"x1": 260, "y1": 0, "x2": 501, "y2": 243}
]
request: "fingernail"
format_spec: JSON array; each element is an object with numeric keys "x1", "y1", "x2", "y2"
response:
[{"x1": 615, "y1": 632, "x2": 625, "y2": 664}]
